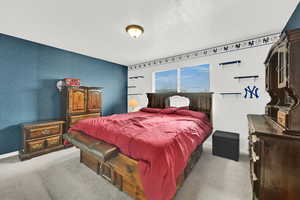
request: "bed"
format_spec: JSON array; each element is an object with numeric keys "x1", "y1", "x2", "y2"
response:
[{"x1": 64, "y1": 92, "x2": 213, "y2": 200}]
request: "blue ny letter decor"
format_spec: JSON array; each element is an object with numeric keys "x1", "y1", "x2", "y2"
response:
[{"x1": 244, "y1": 86, "x2": 259, "y2": 99}]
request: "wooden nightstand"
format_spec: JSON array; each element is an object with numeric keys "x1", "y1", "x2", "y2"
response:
[{"x1": 19, "y1": 120, "x2": 65, "y2": 161}]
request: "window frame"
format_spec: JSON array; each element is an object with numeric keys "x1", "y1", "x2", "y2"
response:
[
  {"x1": 153, "y1": 68, "x2": 180, "y2": 93},
  {"x1": 153, "y1": 64, "x2": 210, "y2": 93}
]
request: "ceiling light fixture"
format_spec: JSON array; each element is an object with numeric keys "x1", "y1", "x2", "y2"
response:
[{"x1": 126, "y1": 25, "x2": 144, "y2": 38}]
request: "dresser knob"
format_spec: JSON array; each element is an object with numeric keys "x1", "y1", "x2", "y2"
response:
[
  {"x1": 42, "y1": 130, "x2": 50, "y2": 135},
  {"x1": 252, "y1": 135, "x2": 260, "y2": 143},
  {"x1": 251, "y1": 147, "x2": 260, "y2": 162}
]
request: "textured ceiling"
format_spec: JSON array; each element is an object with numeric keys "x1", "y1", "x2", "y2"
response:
[{"x1": 0, "y1": 0, "x2": 298, "y2": 66}]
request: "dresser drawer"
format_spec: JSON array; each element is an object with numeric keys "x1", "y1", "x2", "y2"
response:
[
  {"x1": 46, "y1": 136, "x2": 61, "y2": 148},
  {"x1": 26, "y1": 139, "x2": 46, "y2": 153},
  {"x1": 26, "y1": 125, "x2": 61, "y2": 139}
]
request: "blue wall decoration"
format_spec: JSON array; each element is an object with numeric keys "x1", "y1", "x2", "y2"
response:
[
  {"x1": 0, "y1": 33, "x2": 128, "y2": 155},
  {"x1": 244, "y1": 86, "x2": 259, "y2": 99}
]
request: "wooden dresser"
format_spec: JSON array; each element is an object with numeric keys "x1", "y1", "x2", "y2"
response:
[
  {"x1": 19, "y1": 121, "x2": 65, "y2": 160},
  {"x1": 248, "y1": 115, "x2": 300, "y2": 200},
  {"x1": 264, "y1": 28, "x2": 300, "y2": 134},
  {"x1": 248, "y1": 28, "x2": 300, "y2": 200},
  {"x1": 61, "y1": 86, "x2": 103, "y2": 133}
]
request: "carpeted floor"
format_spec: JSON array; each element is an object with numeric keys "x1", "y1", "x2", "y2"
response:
[{"x1": 0, "y1": 145, "x2": 251, "y2": 200}]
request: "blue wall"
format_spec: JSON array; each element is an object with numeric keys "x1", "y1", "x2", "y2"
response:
[
  {"x1": 0, "y1": 33, "x2": 127, "y2": 154},
  {"x1": 284, "y1": 2, "x2": 300, "y2": 31}
]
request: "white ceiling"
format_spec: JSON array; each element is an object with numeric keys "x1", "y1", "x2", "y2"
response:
[{"x1": 0, "y1": 0, "x2": 298, "y2": 66}]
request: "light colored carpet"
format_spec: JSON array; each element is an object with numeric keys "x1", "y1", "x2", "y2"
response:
[{"x1": 0, "y1": 145, "x2": 251, "y2": 200}]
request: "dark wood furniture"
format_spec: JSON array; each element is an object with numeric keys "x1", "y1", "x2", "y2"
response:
[
  {"x1": 65, "y1": 131, "x2": 203, "y2": 200},
  {"x1": 264, "y1": 28, "x2": 300, "y2": 135},
  {"x1": 19, "y1": 121, "x2": 65, "y2": 160},
  {"x1": 248, "y1": 28, "x2": 300, "y2": 200},
  {"x1": 61, "y1": 86, "x2": 103, "y2": 132},
  {"x1": 212, "y1": 130, "x2": 239, "y2": 161},
  {"x1": 64, "y1": 92, "x2": 213, "y2": 200},
  {"x1": 248, "y1": 115, "x2": 300, "y2": 200},
  {"x1": 147, "y1": 92, "x2": 213, "y2": 120}
]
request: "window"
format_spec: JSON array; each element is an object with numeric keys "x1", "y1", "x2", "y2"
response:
[
  {"x1": 180, "y1": 64, "x2": 210, "y2": 92},
  {"x1": 154, "y1": 64, "x2": 209, "y2": 92},
  {"x1": 155, "y1": 69, "x2": 177, "y2": 92}
]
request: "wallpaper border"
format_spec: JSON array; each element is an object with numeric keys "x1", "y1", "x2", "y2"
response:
[{"x1": 128, "y1": 32, "x2": 280, "y2": 71}]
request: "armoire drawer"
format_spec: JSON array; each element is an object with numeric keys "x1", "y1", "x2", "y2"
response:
[{"x1": 69, "y1": 113, "x2": 100, "y2": 126}]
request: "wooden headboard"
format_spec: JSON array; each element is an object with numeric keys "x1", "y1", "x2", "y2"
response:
[{"x1": 146, "y1": 92, "x2": 213, "y2": 120}]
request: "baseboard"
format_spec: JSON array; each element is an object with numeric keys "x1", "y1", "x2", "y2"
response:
[{"x1": 0, "y1": 151, "x2": 18, "y2": 160}]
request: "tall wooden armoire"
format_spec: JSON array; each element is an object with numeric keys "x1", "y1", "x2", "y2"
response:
[
  {"x1": 248, "y1": 28, "x2": 300, "y2": 200},
  {"x1": 61, "y1": 86, "x2": 103, "y2": 133}
]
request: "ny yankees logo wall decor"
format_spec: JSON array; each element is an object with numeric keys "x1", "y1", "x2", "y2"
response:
[{"x1": 244, "y1": 86, "x2": 259, "y2": 99}]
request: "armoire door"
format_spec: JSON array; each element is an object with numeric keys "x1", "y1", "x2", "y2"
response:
[
  {"x1": 68, "y1": 88, "x2": 86, "y2": 114},
  {"x1": 87, "y1": 89, "x2": 102, "y2": 113}
]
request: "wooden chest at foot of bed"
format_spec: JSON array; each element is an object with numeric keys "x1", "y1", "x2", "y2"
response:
[
  {"x1": 80, "y1": 150, "x2": 147, "y2": 199},
  {"x1": 80, "y1": 146, "x2": 203, "y2": 200},
  {"x1": 65, "y1": 131, "x2": 204, "y2": 200}
]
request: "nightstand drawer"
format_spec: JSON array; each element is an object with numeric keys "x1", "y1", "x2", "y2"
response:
[
  {"x1": 46, "y1": 136, "x2": 61, "y2": 148},
  {"x1": 27, "y1": 139, "x2": 46, "y2": 153},
  {"x1": 26, "y1": 125, "x2": 61, "y2": 139}
]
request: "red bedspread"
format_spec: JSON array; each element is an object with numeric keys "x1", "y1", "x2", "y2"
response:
[{"x1": 69, "y1": 109, "x2": 212, "y2": 200}]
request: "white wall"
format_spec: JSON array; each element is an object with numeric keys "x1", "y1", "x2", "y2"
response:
[{"x1": 128, "y1": 45, "x2": 271, "y2": 153}]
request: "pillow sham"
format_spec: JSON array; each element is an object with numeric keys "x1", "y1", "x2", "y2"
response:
[{"x1": 175, "y1": 109, "x2": 208, "y2": 120}]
